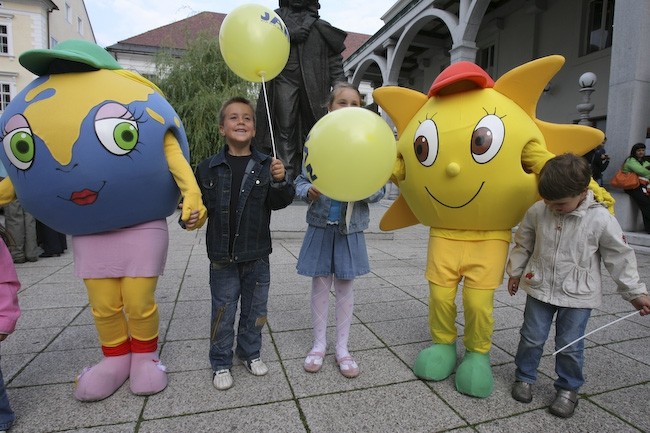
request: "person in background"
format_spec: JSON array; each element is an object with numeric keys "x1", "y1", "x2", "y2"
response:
[
  {"x1": 0, "y1": 162, "x2": 40, "y2": 264},
  {"x1": 506, "y1": 153, "x2": 650, "y2": 418},
  {"x1": 621, "y1": 142, "x2": 650, "y2": 233},
  {"x1": 295, "y1": 83, "x2": 385, "y2": 378},
  {"x1": 192, "y1": 96, "x2": 295, "y2": 391},
  {"x1": 36, "y1": 220, "x2": 67, "y2": 258},
  {"x1": 583, "y1": 137, "x2": 609, "y2": 185}
]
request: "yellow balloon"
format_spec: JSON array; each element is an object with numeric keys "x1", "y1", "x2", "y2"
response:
[
  {"x1": 303, "y1": 107, "x2": 396, "y2": 202},
  {"x1": 219, "y1": 4, "x2": 290, "y2": 82}
]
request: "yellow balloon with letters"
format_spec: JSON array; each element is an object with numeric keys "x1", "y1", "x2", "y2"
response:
[
  {"x1": 303, "y1": 107, "x2": 396, "y2": 202},
  {"x1": 219, "y1": 4, "x2": 290, "y2": 82}
]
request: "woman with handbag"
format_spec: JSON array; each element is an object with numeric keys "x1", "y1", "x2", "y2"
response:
[{"x1": 621, "y1": 142, "x2": 650, "y2": 233}]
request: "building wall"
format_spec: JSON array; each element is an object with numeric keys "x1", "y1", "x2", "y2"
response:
[
  {"x1": 111, "y1": 51, "x2": 158, "y2": 77},
  {"x1": 473, "y1": 0, "x2": 612, "y2": 126},
  {"x1": 0, "y1": 0, "x2": 94, "y2": 115},
  {"x1": 49, "y1": 0, "x2": 95, "y2": 45},
  {"x1": 0, "y1": 2, "x2": 52, "y2": 104}
]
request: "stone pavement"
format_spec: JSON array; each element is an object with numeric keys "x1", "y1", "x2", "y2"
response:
[{"x1": 2, "y1": 201, "x2": 650, "y2": 433}]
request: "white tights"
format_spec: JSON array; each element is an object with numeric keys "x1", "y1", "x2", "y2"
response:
[{"x1": 310, "y1": 275, "x2": 354, "y2": 360}]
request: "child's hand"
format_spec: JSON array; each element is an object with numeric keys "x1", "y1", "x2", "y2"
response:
[
  {"x1": 307, "y1": 186, "x2": 321, "y2": 203},
  {"x1": 271, "y1": 158, "x2": 286, "y2": 182},
  {"x1": 183, "y1": 210, "x2": 201, "y2": 230},
  {"x1": 508, "y1": 277, "x2": 520, "y2": 296},
  {"x1": 631, "y1": 294, "x2": 650, "y2": 316},
  {"x1": 0, "y1": 334, "x2": 7, "y2": 342},
  {"x1": 180, "y1": 193, "x2": 207, "y2": 230}
]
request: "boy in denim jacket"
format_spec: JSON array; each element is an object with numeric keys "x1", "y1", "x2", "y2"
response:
[{"x1": 189, "y1": 97, "x2": 294, "y2": 390}]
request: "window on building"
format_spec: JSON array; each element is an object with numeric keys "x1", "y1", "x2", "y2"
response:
[
  {"x1": 0, "y1": 24, "x2": 8, "y2": 54},
  {"x1": 50, "y1": 36, "x2": 58, "y2": 48},
  {"x1": 582, "y1": 0, "x2": 614, "y2": 55},
  {"x1": 77, "y1": 17, "x2": 83, "y2": 34},
  {"x1": 477, "y1": 44, "x2": 495, "y2": 77},
  {"x1": 0, "y1": 83, "x2": 11, "y2": 113},
  {"x1": 65, "y1": 3, "x2": 71, "y2": 23}
]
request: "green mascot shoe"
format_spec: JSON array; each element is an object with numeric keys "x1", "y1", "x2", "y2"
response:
[
  {"x1": 413, "y1": 343, "x2": 457, "y2": 381},
  {"x1": 455, "y1": 351, "x2": 493, "y2": 398}
]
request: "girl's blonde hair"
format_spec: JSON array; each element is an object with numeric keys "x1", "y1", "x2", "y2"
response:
[{"x1": 326, "y1": 82, "x2": 362, "y2": 109}]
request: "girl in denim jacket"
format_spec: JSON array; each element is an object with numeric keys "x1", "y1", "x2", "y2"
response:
[{"x1": 295, "y1": 83, "x2": 385, "y2": 378}]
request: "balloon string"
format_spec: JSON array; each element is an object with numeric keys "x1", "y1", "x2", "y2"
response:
[
  {"x1": 261, "y1": 75, "x2": 277, "y2": 158},
  {"x1": 552, "y1": 310, "x2": 640, "y2": 356}
]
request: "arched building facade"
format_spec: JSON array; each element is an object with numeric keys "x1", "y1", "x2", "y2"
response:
[{"x1": 344, "y1": 0, "x2": 650, "y2": 232}]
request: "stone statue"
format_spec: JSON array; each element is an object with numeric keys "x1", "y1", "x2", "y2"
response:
[{"x1": 254, "y1": 0, "x2": 347, "y2": 181}]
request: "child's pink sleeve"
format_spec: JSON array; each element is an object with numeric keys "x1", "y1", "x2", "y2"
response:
[{"x1": 0, "y1": 240, "x2": 21, "y2": 335}]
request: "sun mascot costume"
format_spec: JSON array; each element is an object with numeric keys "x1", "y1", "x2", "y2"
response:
[
  {"x1": 373, "y1": 55, "x2": 613, "y2": 398},
  {"x1": 0, "y1": 40, "x2": 207, "y2": 401}
]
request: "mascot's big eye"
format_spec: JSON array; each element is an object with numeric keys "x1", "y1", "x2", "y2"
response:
[
  {"x1": 3, "y1": 127, "x2": 35, "y2": 170},
  {"x1": 95, "y1": 103, "x2": 140, "y2": 156},
  {"x1": 414, "y1": 119, "x2": 438, "y2": 167},
  {"x1": 471, "y1": 114, "x2": 504, "y2": 164},
  {"x1": 95, "y1": 118, "x2": 139, "y2": 155}
]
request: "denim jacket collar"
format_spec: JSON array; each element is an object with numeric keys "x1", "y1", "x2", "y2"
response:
[{"x1": 208, "y1": 145, "x2": 270, "y2": 168}]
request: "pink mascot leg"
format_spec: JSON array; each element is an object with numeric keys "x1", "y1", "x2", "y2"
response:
[
  {"x1": 74, "y1": 340, "x2": 131, "y2": 402},
  {"x1": 123, "y1": 276, "x2": 167, "y2": 395}
]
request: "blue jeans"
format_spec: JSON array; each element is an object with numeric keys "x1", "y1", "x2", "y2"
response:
[
  {"x1": 209, "y1": 257, "x2": 270, "y2": 372},
  {"x1": 0, "y1": 360, "x2": 15, "y2": 431},
  {"x1": 514, "y1": 296, "x2": 591, "y2": 392}
]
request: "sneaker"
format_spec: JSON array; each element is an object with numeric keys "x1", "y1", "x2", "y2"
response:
[
  {"x1": 549, "y1": 389, "x2": 578, "y2": 418},
  {"x1": 511, "y1": 381, "x2": 533, "y2": 403},
  {"x1": 243, "y1": 358, "x2": 268, "y2": 376},
  {"x1": 213, "y1": 369, "x2": 233, "y2": 390}
]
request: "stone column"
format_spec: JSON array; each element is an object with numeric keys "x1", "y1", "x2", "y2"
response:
[{"x1": 605, "y1": 0, "x2": 650, "y2": 231}]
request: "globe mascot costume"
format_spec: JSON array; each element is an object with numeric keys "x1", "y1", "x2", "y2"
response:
[
  {"x1": 0, "y1": 40, "x2": 207, "y2": 401},
  {"x1": 373, "y1": 55, "x2": 614, "y2": 398}
]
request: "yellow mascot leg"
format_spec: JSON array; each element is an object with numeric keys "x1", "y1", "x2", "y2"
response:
[
  {"x1": 455, "y1": 286, "x2": 495, "y2": 398},
  {"x1": 121, "y1": 276, "x2": 167, "y2": 396},
  {"x1": 121, "y1": 276, "x2": 159, "y2": 342},
  {"x1": 413, "y1": 283, "x2": 458, "y2": 381},
  {"x1": 75, "y1": 278, "x2": 131, "y2": 402}
]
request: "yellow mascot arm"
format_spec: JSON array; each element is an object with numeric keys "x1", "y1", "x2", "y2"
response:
[
  {"x1": 522, "y1": 140, "x2": 615, "y2": 214},
  {"x1": 0, "y1": 177, "x2": 16, "y2": 206},
  {"x1": 163, "y1": 131, "x2": 207, "y2": 229},
  {"x1": 588, "y1": 178, "x2": 615, "y2": 214}
]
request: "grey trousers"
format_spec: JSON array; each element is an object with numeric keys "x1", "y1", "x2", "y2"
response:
[{"x1": 4, "y1": 199, "x2": 40, "y2": 261}]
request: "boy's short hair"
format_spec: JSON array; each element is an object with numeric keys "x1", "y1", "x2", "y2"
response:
[
  {"x1": 538, "y1": 153, "x2": 591, "y2": 200},
  {"x1": 218, "y1": 96, "x2": 255, "y2": 126}
]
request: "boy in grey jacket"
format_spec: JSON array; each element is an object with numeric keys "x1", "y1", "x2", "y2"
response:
[{"x1": 506, "y1": 153, "x2": 650, "y2": 418}]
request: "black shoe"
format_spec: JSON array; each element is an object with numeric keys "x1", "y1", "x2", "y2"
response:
[
  {"x1": 549, "y1": 389, "x2": 578, "y2": 418},
  {"x1": 511, "y1": 381, "x2": 533, "y2": 403},
  {"x1": 12, "y1": 257, "x2": 26, "y2": 264},
  {"x1": 39, "y1": 252, "x2": 61, "y2": 258}
]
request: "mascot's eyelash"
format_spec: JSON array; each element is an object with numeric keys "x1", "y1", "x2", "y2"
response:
[
  {"x1": 482, "y1": 107, "x2": 507, "y2": 119},
  {"x1": 126, "y1": 106, "x2": 146, "y2": 124},
  {"x1": 418, "y1": 113, "x2": 437, "y2": 124}
]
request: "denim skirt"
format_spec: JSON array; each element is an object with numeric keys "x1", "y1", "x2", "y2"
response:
[{"x1": 296, "y1": 224, "x2": 370, "y2": 279}]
